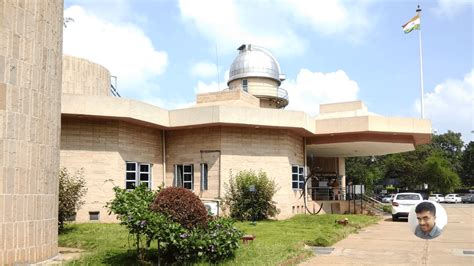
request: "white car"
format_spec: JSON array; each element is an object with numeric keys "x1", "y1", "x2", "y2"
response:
[
  {"x1": 428, "y1": 194, "x2": 445, "y2": 203},
  {"x1": 382, "y1": 194, "x2": 395, "y2": 203},
  {"x1": 444, "y1": 194, "x2": 462, "y2": 203},
  {"x1": 392, "y1": 193, "x2": 423, "y2": 221}
]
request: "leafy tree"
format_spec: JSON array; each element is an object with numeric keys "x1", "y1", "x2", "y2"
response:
[
  {"x1": 58, "y1": 168, "x2": 87, "y2": 232},
  {"x1": 106, "y1": 184, "x2": 161, "y2": 257},
  {"x1": 224, "y1": 170, "x2": 279, "y2": 221},
  {"x1": 422, "y1": 153, "x2": 461, "y2": 193},
  {"x1": 345, "y1": 156, "x2": 384, "y2": 192},
  {"x1": 461, "y1": 141, "x2": 474, "y2": 187},
  {"x1": 431, "y1": 131, "x2": 464, "y2": 174}
]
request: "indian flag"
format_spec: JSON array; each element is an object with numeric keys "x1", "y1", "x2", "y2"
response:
[{"x1": 402, "y1": 14, "x2": 420, "y2": 33}]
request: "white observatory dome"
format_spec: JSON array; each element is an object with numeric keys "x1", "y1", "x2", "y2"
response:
[{"x1": 228, "y1": 44, "x2": 285, "y2": 85}]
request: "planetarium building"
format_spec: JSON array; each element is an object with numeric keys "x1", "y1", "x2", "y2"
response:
[{"x1": 60, "y1": 44, "x2": 431, "y2": 222}]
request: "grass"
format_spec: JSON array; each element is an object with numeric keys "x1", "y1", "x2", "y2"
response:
[{"x1": 59, "y1": 214, "x2": 380, "y2": 265}]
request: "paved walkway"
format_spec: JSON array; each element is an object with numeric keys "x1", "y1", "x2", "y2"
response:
[{"x1": 299, "y1": 204, "x2": 474, "y2": 265}]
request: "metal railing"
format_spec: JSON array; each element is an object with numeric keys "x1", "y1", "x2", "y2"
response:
[{"x1": 307, "y1": 187, "x2": 347, "y2": 201}]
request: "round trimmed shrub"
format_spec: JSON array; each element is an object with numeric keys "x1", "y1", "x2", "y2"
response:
[{"x1": 151, "y1": 187, "x2": 208, "y2": 229}]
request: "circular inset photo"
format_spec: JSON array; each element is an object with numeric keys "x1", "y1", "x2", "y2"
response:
[{"x1": 408, "y1": 201, "x2": 447, "y2": 240}]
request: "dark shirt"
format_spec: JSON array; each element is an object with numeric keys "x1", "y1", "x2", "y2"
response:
[{"x1": 414, "y1": 224, "x2": 442, "y2": 239}]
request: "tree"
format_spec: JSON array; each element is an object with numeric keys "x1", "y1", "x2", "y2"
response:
[
  {"x1": 461, "y1": 141, "x2": 474, "y2": 187},
  {"x1": 58, "y1": 168, "x2": 87, "y2": 232},
  {"x1": 422, "y1": 153, "x2": 461, "y2": 194},
  {"x1": 224, "y1": 170, "x2": 279, "y2": 221},
  {"x1": 431, "y1": 131, "x2": 464, "y2": 174},
  {"x1": 346, "y1": 156, "x2": 384, "y2": 192}
]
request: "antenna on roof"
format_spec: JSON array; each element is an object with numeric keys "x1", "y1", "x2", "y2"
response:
[{"x1": 215, "y1": 44, "x2": 220, "y2": 91}]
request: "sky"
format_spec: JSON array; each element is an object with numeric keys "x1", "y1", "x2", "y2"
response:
[{"x1": 63, "y1": 0, "x2": 473, "y2": 143}]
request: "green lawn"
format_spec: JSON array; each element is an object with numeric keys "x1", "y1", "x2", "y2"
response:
[{"x1": 59, "y1": 214, "x2": 380, "y2": 265}]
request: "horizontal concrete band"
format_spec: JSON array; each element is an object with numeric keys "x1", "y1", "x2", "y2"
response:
[{"x1": 62, "y1": 94, "x2": 431, "y2": 143}]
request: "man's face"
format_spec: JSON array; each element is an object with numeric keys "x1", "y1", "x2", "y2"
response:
[{"x1": 416, "y1": 210, "x2": 436, "y2": 233}]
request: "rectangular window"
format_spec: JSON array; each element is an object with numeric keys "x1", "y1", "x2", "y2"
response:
[
  {"x1": 242, "y1": 79, "x2": 248, "y2": 92},
  {"x1": 201, "y1": 163, "x2": 208, "y2": 191},
  {"x1": 174, "y1": 164, "x2": 194, "y2": 190},
  {"x1": 125, "y1": 162, "x2": 151, "y2": 189},
  {"x1": 292, "y1": 165, "x2": 305, "y2": 190},
  {"x1": 89, "y1": 211, "x2": 100, "y2": 221}
]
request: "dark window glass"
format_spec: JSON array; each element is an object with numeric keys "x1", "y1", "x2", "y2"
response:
[
  {"x1": 184, "y1": 182, "x2": 192, "y2": 189},
  {"x1": 89, "y1": 211, "x2": 100, "y2": 221},
  {"x1": 184, "y1": 174, "x2": 192, "y2": 182},
  {"x1": 126, "y1": 172, "x2": 136, "y2": 180},
  {"x1": 126, "y1": 163, "x2": 136, "y2": 171},
  {"x1": 292, "y1": 166, "x2": 298, "y2": 173},
  {"x1": 140, "y1": 164, "x2": 149, "y2": 172},
  {"x1": 292, "y1": 182, "x2": 298, "y2": 189},
  {"x1": 140, "y1": 173, "x2": 149, "y2": 181},
  {"x1": 292, "y1": 174, "x2": 298, "y2": 181},
  {"x1": 126, "y1": 182, "x2": 136, "y2": 189},
  {"x1": 184, "y1": 165, "x2": 192, "y2": 172},
  {"x1": 201, "y1": 164, "x2": 208, "y2": 191}
]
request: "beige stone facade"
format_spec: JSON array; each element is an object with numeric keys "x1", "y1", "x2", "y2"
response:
[
  {"x1": 57, "y1": 54, "x2": 432, "y2": 224},
  {"x1": 62, "y1": 55, "x2": 110, "y2": 96},
  {"x1": 61, "y1": 117, "x2": 163, "y2": 222},
  {"x1": 0, "y1": 0, "x2": 63, "y2": 264}
]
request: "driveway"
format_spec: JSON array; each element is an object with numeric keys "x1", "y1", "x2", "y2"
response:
[{"x1": 299, "y1": 204, "x2": 474, "y2": 265}]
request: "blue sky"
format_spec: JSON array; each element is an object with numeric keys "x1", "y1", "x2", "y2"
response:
[{"x1": 63, "y1": 0, "x2": 473, "y2": 142}]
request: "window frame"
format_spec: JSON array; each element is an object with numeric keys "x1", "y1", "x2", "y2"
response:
[
  {"x1": 174, "y1": 164, "x2": 194, "y2": 190},
  {"x1": 200, "y1": 163, "x2": 208, "y2": 191},
  {"x1": 292, "y1": 165, "x2": 305, "y2": 190},
  {"x1": 242, "y1": 79, "x2": 248, "y2": 92},
  {"x1": 125, "y1": 161, "x2": 152, "y2": 189}
]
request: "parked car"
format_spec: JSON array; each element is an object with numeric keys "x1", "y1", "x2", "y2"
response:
[
  {"x1": 392, "y1": 193, "x2": 423, "y2": 221},
  {"x1": 461, "y1": 193, "x2": 474, "y2": 203},
  {"x1": 428, "y1": 194, "x2": 445, "y2": 203},
  {"x1": 444, "y1": 194, "x2": 462, "y2": 203},
  {"x1": 382, "y1": 194, "x2": 395, "y2": 203}
]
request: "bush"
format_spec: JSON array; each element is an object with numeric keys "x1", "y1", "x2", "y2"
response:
[
  {"x1": 151, "y1": 187, "x2": 208, "y2": 229},
  {"x1": 224, "y1": 169, "x2": 279, "y2": 221},
  {"x1": 152, "y1": 217, "x2": 242, "y2": 263},
  {"x1": 106, "y1": 184, "x2": 162, "y2": 257},
  {"x1": 58, "y1": 168, "x2": 87, "y2": 232},
  {"x1": 107, "y1": 185, "x2": 243, "y2": 264}
]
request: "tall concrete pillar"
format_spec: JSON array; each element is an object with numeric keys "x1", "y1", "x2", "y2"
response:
[
  {"x1": 338, "y1": 157, "x2": 346, "y2": 199},
  {"x1": 0, "y1": 0, "x2": 63, "y2": 264}
]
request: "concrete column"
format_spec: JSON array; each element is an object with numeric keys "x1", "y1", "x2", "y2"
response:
[
  {"x1": 338, "y1": 157, "x2": 346, "y2": 200},
  {"x1": 0, "y1": 0, "x2": 63, "y2": 264}
]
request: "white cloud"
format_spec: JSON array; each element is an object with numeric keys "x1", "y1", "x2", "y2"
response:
[
  {"x1": 433, "y1": 0, "x2": 473, "y2": 17},
  {"x1": 191, "y1": 62, "x2": 219, "y2": 78},
  {"x1": 414, "y1": 69, "x2": 473, "y2": 142},
  {"x1": 285, "y1": 69, "x2": 360, "y2": 115},
  {"x1": 194, "y1": 70, "x2": 229, "y2": 94},
  {"x1": 63, "y1": 6, "x2": 168, "y2": 94},
  {"x1": 178, "y1": 0, "x2": 375, "y2": 56}
]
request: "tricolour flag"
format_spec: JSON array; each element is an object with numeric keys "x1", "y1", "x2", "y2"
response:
[{"x1": 402, "y1": 14, "x2": 420, "y2": 33}]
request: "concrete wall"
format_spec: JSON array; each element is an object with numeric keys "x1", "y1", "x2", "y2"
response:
[
  {"x1": 219, "y1": 127, "x2": 306, "y2": 218},
  {"x1": 60, "y1": 117, "x2": 163, "y2": 222},
  {"x1": 165, "y1": 127, "x2": 221, "y2": 199},
  {"x1": 62, "y1": 55, "x2": 110, "y2": 96},
  {"x1": 0, "y1": 0, "x2": 63, "y2": 264},
  {"x1": 195, "y1": 89, "x2": 260, "y2": 108},
  {"x1": 165, "y1": 126, "x2": 306, "y2": 219}
]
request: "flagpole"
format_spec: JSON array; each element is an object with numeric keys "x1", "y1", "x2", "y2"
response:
[{"x1": 416, "y1": 5, "x2": 425, "y2": 119}]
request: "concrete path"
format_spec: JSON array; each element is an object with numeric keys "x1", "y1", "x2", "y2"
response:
[{"x1": 299, "y1": 204, "x2": 474, "y2": 265}]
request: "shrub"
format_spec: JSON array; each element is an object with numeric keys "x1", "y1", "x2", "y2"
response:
[
  {"x1": 106, "y1": 184, "x2": 162, "y2": 257},
  {"x1": 224, "y1": 170, "x2": 279, "y2": 221},
  {"x1": 152, "y1": 217, "x2": 242, "y2": 263},
  {"x1": 151, "y1": 187, "x2": 208, "y2": 229},
  {"x1": 58, "y1": 168, "x2": 87, "y2": 232}
]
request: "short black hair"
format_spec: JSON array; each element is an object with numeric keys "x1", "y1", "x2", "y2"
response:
[{"x1": 415, "y1": 202, "x2": 436, "y2": 216}]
